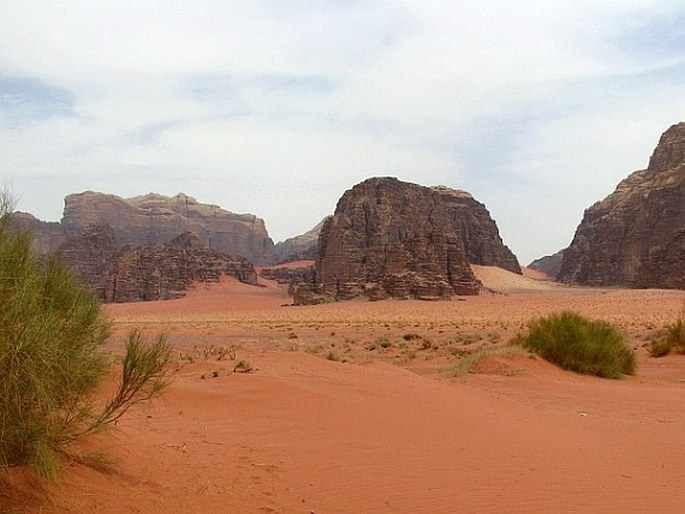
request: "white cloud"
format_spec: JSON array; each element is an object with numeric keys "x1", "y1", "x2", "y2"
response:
[{"x1": 2, "y1": 1, "x2": 685, "y2": 264}]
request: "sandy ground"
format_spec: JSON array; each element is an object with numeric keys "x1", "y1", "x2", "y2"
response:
[{"x1": 3, "y1": 267, "x2": 685, "y2": 513}]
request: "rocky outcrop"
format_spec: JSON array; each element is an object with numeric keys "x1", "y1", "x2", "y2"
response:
[
  {"x1": 528, "y1": 249, "x2": 565, "y2": 279},
  {"x1": 558, "y1": 123, "x2": 685, "y2": 289},
  {"x1": 57, "y1": 227, "x2": 258, "y2": 302},
  {"x1": 62, "y1": 192, "x2": 274, "y2": 265},
  {"x1": 431, "y1": 186, "x2": 521, "y2": 273},
  {"x1": 273, "y1": 218, "x2": 328, "y2": 264},
  {"x1": 6, "y1": 212, "x2": 65, "y2": 254},
  {"x1": 295, "y1": 177, "x2": 519, "y2": 303},
  {"x1": 258, "y1": 263, "x2": 316, "y2": 296}
]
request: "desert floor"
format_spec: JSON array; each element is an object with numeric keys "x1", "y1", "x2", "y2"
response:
[{"x1": 4, "y1": 266, "x2": 685, "y2": 513}]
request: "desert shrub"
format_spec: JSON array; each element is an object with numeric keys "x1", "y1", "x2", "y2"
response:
[
  {"x1": 649, "y1": 310, "x2": 685, "y2": 357},
  {"x1": 0, "y1": 192, "x2": 171, "y2": 478},
  {"x1": 233, "y1": 360, "x2": 253, "y2": 373},
  {"x1": 449, "y1": 345, "x2": 521, "y2": 376},
  {"x1": 513, "y1": 311, "x2": 635, "y2": 379}
]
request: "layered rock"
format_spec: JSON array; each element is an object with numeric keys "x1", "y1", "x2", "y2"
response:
[
  {"x1": 273, "y1": 218, "x2": 328, "y2": 264},
  {"x1": 62, "y1": 192, "x2": 274, "y2": 265},
  {"x1": 258, "y1": 263, "x2": 316, "y2": 296},
  {"x1": 295, "y1": 177, "x2": 519, "y2": 303},
  {"x1": 558, "y1": 123, "x2": 685, "y2": 289},
  {"x1": 57, "y1": 227, "x2": 257, "y2": 302}
]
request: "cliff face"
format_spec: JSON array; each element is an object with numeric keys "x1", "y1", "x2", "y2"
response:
[
  {"x1": 6, "y1": 212, "x2": 65, "y2": 254},
  {"x1": 273, "y1": 217, "x2": 328, "y2": 264},
  {"x1": 528, "y1": 249, "x2": 565, "y2": 280},
  {"x1": 558, "y1": 123, "x2": 685, "y2": 289},
  {"x1": 56, "y1": 228, "x2": 258, "y2": 303},
  {"x1": 62, "y1": 192, "x2": 274, "y2": 265},
  {"x1": 296, "y1": 177, "x2": 519, "y2": 303}
]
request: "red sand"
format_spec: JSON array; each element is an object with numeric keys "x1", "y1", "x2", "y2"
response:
[{"x1": 5, "y1": 268, "x2": 685, "y2": 513}]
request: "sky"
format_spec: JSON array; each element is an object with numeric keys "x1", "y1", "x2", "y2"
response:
[{"x1": 1, "y1": 1, "x2": 685, "y2": 265}]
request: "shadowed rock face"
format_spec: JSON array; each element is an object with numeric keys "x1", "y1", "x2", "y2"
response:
[
  {"x1": 528, "y1": 249, "x2": 565, "y2": 280},
  {"x1": 296, "y1": 177, "x2": 519, "y2": 303},
  {"x1": 558, "y1": 122, "x2": 685, "y2": 289},
  {"x1": 56, "y1": 227, "x2": 257, "y2": 303},
  {"x1": 6, "y1": 212, "x2": 65, "y2": 254},
  {"x1": 273, "y1": 217, "x2": 328, "y2": 264},
  {"x1": 62, "y1": 192, "x2": 274, "y2": 265}
]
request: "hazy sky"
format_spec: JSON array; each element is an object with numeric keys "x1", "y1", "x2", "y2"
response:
[{"x1": 2, "y1": 1, "x2": 684, "y2": 264}]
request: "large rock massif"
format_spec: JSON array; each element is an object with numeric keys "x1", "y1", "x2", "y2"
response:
[
  {"x1": 56, "y1": 227, "x2": 257, "y2": 303},
  {"x1": 62, "y1": 192, "x2": 274, "y2": 265},
  {"x1": 558, "y1": 123, "x2": 685, "y2": 289},
  {"x1": 295, "y1": 177, "x2": 519, "y2": 303}
]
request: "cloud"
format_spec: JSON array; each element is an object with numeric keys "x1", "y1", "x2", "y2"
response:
[
  {"x1": 2, "y1": 1, "x2": 685, "y2": 264},
  {"x1": 0, "y1": 74, "x2": 75, "y2": 126}
]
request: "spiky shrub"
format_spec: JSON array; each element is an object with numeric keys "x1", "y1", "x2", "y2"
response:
[
  {"x1": 514, "y1": 311, "x2": 635, "y2": 379},
  {"x1": 0, "y1": 193, "x2": 170, "y2": 478},
  {"x1": 650, "y1": 309, "x2": 685, "y2": 357}
]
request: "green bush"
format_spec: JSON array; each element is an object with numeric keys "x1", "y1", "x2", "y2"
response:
[
  {"x1": 0, "y1": 192, "x2": 171, "y2": 478},
  {"x1": 649, "y1": 310, "x2": 685, "y2": 357},
  {"x1": 514, "y1": 311, "x2": 635, "y2": 379}
]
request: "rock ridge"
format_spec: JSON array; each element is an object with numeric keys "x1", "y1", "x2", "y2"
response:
[{"x1": 558, "y1": 122, "x2": 685, "y2": 289}]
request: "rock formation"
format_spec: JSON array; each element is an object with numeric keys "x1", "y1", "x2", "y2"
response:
[
  {"x1": 61, "y1": 192, "x2": 275, "y2": 265},
  {"x1": 295, "y1": 177, "x2": 519, "y2": 303},
  {"x1": 259, "y1": 263, "x2": 316, "y2": 296},
  {"x1": 56, "y1": 227, "x2": 257, "y2": 302},
  {"x1": 558, "y1": 122, "x2": 685, "y2": 289},
  {"x1": 528, "y1": 249, "x2": 565, "y2": 280},
  {"x1": 6, "y1": 212, "x2": 65, "y2": 254},
  {"x1": 273, "y1": 218, "x2": 328, "y2": 264}
]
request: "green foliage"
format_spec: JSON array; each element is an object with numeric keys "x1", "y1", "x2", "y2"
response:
[
  {"x1": 649, "y1": 309, "x2": 685, "y2": 357},
  {"x1": 90, "y1": 330, "x2": 171, "y2": 430},
  {"x1": 0, "y1": 191, "x2": 171, "y2": 478},
  {"x1": 514, "y1": 311, "x2": 635, "y2": 379}
]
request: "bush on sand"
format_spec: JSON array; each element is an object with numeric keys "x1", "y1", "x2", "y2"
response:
[
  {"x1": 513, "y1": 311, "x2": 635, "y2": 379},
  {"x1": 0, "y1": 190, "x2": 171, "y2": 479}
]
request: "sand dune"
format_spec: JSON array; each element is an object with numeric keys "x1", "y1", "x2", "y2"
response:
[{"x1": 5, "y1": 271, "x2": 685, "y2": 513}]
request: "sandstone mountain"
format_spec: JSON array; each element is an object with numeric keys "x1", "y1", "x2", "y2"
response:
[
  {"x1": 62, "y1": 192, "x2": 274, "y2": 265},
  {"x1": 56, "y1": 226, "x2": 257, "y2": 302},
  {"x1": 6, "y1": 212, "x2": 65, "y2": 254},
  {"x1": 273, "y1": 217, "x2": 328, "y2": 264},
  {"x1": 558, "y1": 122, "x2": 685, "y2": 289},
  {"x1": 295, "y1": 177, "x2": 519, "y2": 303},
  {"x1": 527, "y1": 249, "x2": 565, "y2": 280}
]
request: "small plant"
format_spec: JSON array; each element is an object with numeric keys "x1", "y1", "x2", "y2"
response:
[
  {"x1": 649, "y1": 308, "x2": 685, "y2": 357},
  {"x1": 233, "y1": 360, "x2": 253, "y2": 373},
  {"x1": 325, "y1": 352, "x2": 340, "y2": 362},
  {"x1": 402, "y1": 333, "x2": 421, "y2": 341},
  {"x1": 287, "y1": 332, "x2": 298, "y2": 339},
  {"x1": 418, "y1": 338, "x2": 433, "y2": 350},
  {"x1": 513, "y1": 311, "x2": 635, "y2": 379},
  {"x1": 449, "y1": 345, "x2": 521, "y2": 376},
  {"x1": 90, "y1": 330, "x2": 172, "y2": 430}
]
